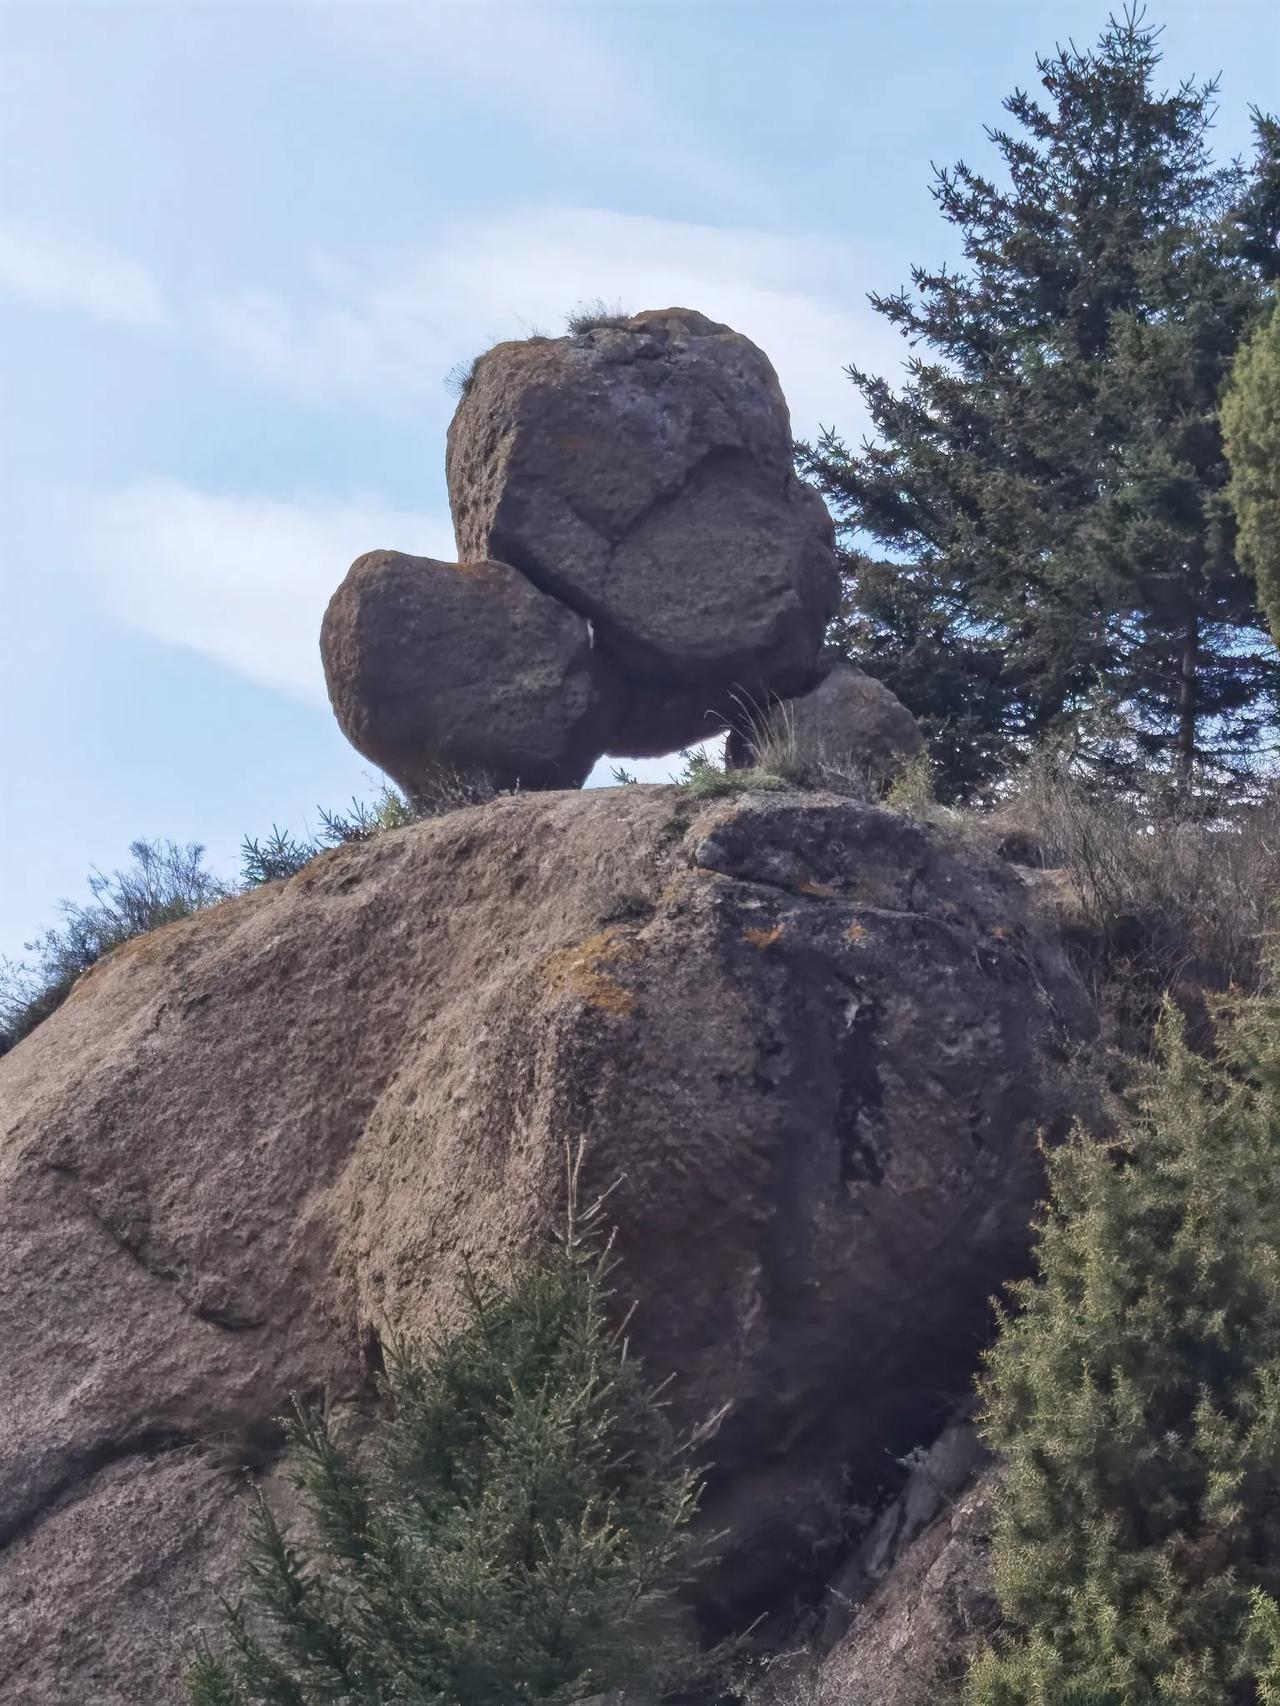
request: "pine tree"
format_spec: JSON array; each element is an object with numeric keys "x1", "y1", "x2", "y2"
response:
[
  {"x1": 802, "y1": 7, "x2": 1280, "y2": 799},
  {"x1": 1224, "y1": 300, "x2": 1280, "y2": 648},
  {"x1": 185, "y1": 1190, "x2": 713, "y2": 1706},
  {"x1": 967, "y1": 987, "x2": 1280, "y2": 1704}
]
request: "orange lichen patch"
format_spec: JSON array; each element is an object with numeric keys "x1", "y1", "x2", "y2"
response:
[
  {"x1": 543, "y1": 928, "x2": 642, "y2": 1015},
  {"x1": 988, "y1": 923, "x2": 1015, "y2": 941},
  {"x1": 743, "y1": 923, "x2": 784, "y2": 949},
  {"x1": 794, "y1": 880, "x2": 836, "y2": 898},
  {"x1": 844, "y1": 920, "x2": 869, "y2": 945}
]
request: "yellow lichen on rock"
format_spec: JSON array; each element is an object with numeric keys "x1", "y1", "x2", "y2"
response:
[
  {"x1": 542, "y1": 927, "x2": 642, "y2": 1014},
  {"x1": 743, "y1": 923, "x2": 785, "y2": 949}
]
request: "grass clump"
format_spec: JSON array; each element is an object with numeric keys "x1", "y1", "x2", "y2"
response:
[
  {"x1": 676, "y1": 747, "x2": 787, "y2": 800},
  {"x1": 444, "y1": 353, "x2": 482, "y2": 399},
  {"x1": 565, "y1": 298, "x2": 632, "y2": 335},
  {"x1": 185, "y1": 1175, "x2": 720, "y2": 1706},
  {"x1": 966, "y1": 984, "x2": 1280, "y2": 1705},
  {"x1": 724, "y1": 692, "x2": 937, "y2": 813}
]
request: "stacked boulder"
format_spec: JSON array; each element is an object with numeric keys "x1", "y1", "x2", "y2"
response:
[{"x1": 321, "y1": 307, "x2": 916, "y2": 791}]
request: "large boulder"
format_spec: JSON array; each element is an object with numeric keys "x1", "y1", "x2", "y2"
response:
[
  {"x1": 446, "y1": 309, "x2": 839, "y2": 750},
  {"x1": 727, "y1": 661, "x2": 924, "y2": 791},
  {"x1": 0, "y1": 787, "x2": 1088, "y2": 1702},
  {"x1": 320, "y1": 549, "x2": 615, "y2": 794}
]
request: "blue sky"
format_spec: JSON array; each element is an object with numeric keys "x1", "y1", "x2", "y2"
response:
[{"x1": 2, "y1": 0, "x2": 1277, "y2": 962}]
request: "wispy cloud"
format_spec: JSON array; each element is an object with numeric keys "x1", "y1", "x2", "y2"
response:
[
  {"x1": 83, "y1": 477, "x2": 726, "y2": 778},
  {"x1": 86, "y1": 483, "x2": 452, "y2": 703},
  {"x1": 206, "y1": 206, "x2": 898, "y2": 441},
  {"x1": 316, "y1": 2, "x2": 755, "y2": 206},
  {"x1": 0, "y1": 226, "x2": 167, "y2": 326},
  {"x1": 322, "y1": 1, "x2": 648, "y2": 138}
]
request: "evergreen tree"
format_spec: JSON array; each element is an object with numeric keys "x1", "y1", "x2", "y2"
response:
[
  {"x1": 185, "y1": 1193, "x2": 713, "y2": 1706},
  {"x1": 967, "y1": 988, "x2": 1280, "y2": 1704},
  {"x1": 802, "y1": 7, "x2": 1280, "y2": 799},
  {"x1": 1224, "y1": 300, "x2": 1280, "y2": 648}
]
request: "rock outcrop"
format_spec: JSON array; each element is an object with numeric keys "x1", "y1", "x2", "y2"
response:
[
  {"x1": 322, "y1": 309, "x2": 845, "y2": 788},
  {"x1": 321, "y1": 550, "x2": 613, "y2": 793},
  {"x1": 447, "y1": 309, "x2": 839, "y2": 737},
  {"x1": 815, "y1": 1459, "x2": 1000, "y2": 1704},
  {"x1": 727, "y1": 660, "x2": 924, "y2": 790},
  {"x1": 0, "y1": 786, "x2": 1087, "y2": 1702}
]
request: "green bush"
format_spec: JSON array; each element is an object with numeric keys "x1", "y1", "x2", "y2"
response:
[
  {"x1": 240, "y1": 784, "x2": 426, "y2": 886},
  {"x1": 967, "y1": 985, "x2": 1280, "y2": 1704},
  {"x1": 185, "y1": 1192, "x2": 716, "y2": 1706},
  {"x1": 1, "y1": 780, "x2": 489, "y2": 1052},
  {"x1": 676, "y1": 747, "x2": 786, "y2": 800},
  {"x1": 1223, "y1": 300, "x2": 1280, "y2": 649},
  {"x1": 0, "y1": 839, "x2": 229, "y2": 1050}
]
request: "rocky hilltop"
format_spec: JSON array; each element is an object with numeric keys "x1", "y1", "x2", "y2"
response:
[
  {"x1": 1, "y1": 309, "x2": 1101, "y2": 1703},
  {"x1": 0, "y1": 786, "x2": 1088, "y2": 1703}
]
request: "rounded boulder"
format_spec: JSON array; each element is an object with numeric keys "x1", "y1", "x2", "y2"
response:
[
  {"x1": 446, "y1": 308, "x2": 839, "y2": 749},
  {"x1": 320, "y1": 550, "x2": 614, "y2": 794},
  {"x1": 728, "y1": 661, "x2": 924, "y2": 790}
]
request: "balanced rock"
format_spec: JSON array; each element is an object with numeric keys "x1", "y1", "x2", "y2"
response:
[
  {"x1": 320, "y1": 549, "x2": 613, "y2": 794},
  {"x1": 446, "y1": 308, "x2": 839, "y2": 751},
  {"x1": 727, "y1": 661, "x2": 924, "y2": 790},
  {"x1": 0, "y1": 786, "x2": 1089, "y2": 1702}
]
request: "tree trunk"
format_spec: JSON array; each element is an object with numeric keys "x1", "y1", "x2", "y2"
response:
[{"x1": 1178, "y1": 610, "x2": 1199, "y2": 794}]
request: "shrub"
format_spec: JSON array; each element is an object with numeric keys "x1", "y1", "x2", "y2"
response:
[
  {"x1": 1223, "y1": 298, "x2": 1280, "y2": 648},
  {"x1": 0, "y1": 839, "x2": 230, "y2": 1050},
  {"x1": 993, "y1": 751, "x2": 1280, "y2": 1054},
  {"x1": 966, "y1": 985, "x2": 1280, "y2": 1704},
  {"x1": 676, "y1": 747, "x2": 786, "y2": 800},
  {"x1": 240, "y1": 826, "x2": 316, "y2": 886},
  {"x1": 241, "y1": 780, "x2": 484, "y2": 889},
  {"x1": 185, "y1": 1184, "x2": 716, "y2": 1706}
]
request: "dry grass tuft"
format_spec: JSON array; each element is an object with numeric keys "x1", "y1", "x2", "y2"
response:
[{"x1": 565, "y1": 297, "x2": 633, "y2": 334}]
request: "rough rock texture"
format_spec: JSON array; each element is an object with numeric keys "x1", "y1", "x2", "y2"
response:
[
  {"x1": 321, "y1": 549, "x2": 614, "y2": 793},
  {"x1": 815, "y1": 1464, "x2": 1000, "y2": 1704},
  {"x1": 446, "y1": 308, "x2": 839, "y2": 748},
  {"x1": 0, "y1": 787, "x2": 1086, "y2": 1702},
  {"x1": 727, "y1": 662, "x2": 924, "y2": 790}
]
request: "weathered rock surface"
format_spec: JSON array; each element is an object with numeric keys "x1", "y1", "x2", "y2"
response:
[
  {"x1": 727, "y1": 662, "x2": 924, "y2": 791},
  {"x1": 321, "y1": 549, "x2": 613, "y2": 793},
  {"x1": 0, "y1": 787, "x2": 1087, "y2": 1701},
  {"x1": 446, "y1": 308, "x2": 839, "y2": 748},
  {"x1": 815, "y1": 1462, "x2": 1000, "y2": 1704}
]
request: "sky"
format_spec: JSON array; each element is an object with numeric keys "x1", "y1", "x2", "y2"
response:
[{"x1": 2, "y1": 0, "x2": 1278, "y2": 963}]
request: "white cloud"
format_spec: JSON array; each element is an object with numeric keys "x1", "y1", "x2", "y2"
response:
[
  {"x1": 88, "y1": 482, "x2": 452, "y2": 703},
  {"x1": 315, "y1": 2, "x2": 753, "y2": 206},
  {"x1": 321, "y1": 1, "x2": 647, "y2": 139},
  {"x1": 206, "y1": 205, "x2": 901, "y2": 441},
  {"x1": 0, "y1": 226, "x2": 167, "y2": 326},
  {"x1": 83, "y1": 479, "x2": 726, "y2": 775}
]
